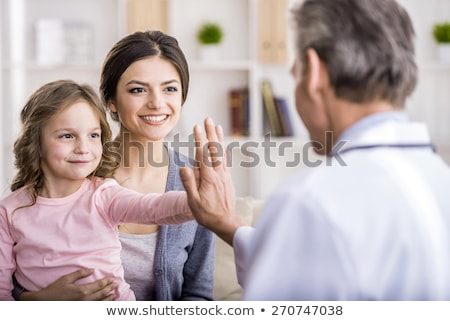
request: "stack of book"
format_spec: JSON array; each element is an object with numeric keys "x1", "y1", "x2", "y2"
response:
[
  {"x1": 261, "y1": 79, "x2": 294, "y2": 137},
  {"x1": 228, "y1": 87, "x2": 250, "y2": 137},
  {"x1": 228, "y1": 80, "x2": 294, "y2": 137}
]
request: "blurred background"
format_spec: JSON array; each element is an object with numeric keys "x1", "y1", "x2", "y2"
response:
[{"x1": 1, "y1": 0, "x2": 449, "y2": 198}]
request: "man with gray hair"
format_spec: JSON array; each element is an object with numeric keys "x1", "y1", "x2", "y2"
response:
[{"x1": 181, "y1": 0, "x2": 450, "y2": 300}]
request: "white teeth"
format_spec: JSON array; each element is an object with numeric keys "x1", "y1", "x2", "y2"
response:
[{"x1": 141, "y1": 115, "x2": 168, "y2": 122}]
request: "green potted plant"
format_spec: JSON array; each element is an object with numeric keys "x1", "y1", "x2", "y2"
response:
[
  {"x1": 196, "y1": 22, "x2": 224, "y2": 61},
  {"x1": 432, "y1": 22, "x2": 450, "y2": 63}
]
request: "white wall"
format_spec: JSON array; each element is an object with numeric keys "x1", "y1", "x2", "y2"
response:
[{"x1": 398, "y1": 0, "x2": 450, "y2": 164}]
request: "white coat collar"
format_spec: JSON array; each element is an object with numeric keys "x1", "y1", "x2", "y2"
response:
[{"x1": 331, "y1": 120, "x2": 432, "y2": 156}]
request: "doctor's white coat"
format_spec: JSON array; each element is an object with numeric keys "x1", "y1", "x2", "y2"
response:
[{"x1": 235, "y1": 118, "x2": 450, "y2": 300}]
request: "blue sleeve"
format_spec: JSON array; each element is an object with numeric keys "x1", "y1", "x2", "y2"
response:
[{"x1": 180, "y1": 224, "x2": 215, "y2": 300}]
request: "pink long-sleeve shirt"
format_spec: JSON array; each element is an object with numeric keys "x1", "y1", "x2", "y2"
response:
[{"x1": 0, "y1": 178, "x2": 192, "y2": 300}]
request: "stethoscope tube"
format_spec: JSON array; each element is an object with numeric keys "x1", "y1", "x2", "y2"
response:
[{"x1": 331, "y1": 143, "x2": 436, "y2": 157}]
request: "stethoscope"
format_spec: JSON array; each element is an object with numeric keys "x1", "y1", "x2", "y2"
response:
[{"x1": 330, "y1": 143, "x2": 436, "y2": 157}]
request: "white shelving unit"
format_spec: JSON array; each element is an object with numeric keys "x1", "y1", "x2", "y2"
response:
[
  {"x1": 168, "y1": 0, "x2": 290, "y2": 140},
  {"x1": 1, "y1": 0, "x2": 449, "y2": 199},
  {"x1": 0, "y1": 0, "x2": 302, "y2": 198}
]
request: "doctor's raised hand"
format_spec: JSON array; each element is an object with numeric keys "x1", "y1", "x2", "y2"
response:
[{"x1": 180, "y1": 118, "x2": 243, "y2": 246}]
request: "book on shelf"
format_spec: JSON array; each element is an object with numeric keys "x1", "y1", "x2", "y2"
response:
[
  {"x1": 261, "y1": 79, "x2": 294, "y2": 137},
  {"x1": 228, "y1": 87, "x2": 249, "y2": 137},
  {"x1": 261, "y1": 80, "x2": 283, "y2": 136},
  {"x1": 274, "y1": 97, "x2": 294, "y2": 137}
]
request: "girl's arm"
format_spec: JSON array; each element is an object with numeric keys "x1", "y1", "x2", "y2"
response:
[
  {"x1": 97, "y1": 181, "x2": 193, "y2": 225},
  {"x1": 0, "y1": 208, "x2": 15, "y2": 300}
]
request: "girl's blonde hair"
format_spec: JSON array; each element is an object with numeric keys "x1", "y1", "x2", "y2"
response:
[{"x1": 11, "y1": 79, "x2": 119, "y2": 206}]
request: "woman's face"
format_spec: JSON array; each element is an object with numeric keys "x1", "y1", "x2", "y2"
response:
[{"x1": 110, "y1": 56, "x2": 183, "y2": 142}]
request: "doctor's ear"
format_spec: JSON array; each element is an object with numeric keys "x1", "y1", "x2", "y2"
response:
[{"x1": 304, "y1": 48, "x2": 329, "y2": 97}]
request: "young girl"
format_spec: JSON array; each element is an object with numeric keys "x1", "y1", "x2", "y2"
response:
[{"x1": 0, "y1": 79, "x2": 194, "y2": 301}]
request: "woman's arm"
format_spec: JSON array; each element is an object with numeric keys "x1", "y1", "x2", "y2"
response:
[{"x1": 17, "y1": 268, "x2": 117, "y2": 301}]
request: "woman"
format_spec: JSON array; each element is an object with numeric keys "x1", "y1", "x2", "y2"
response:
[{"x1": 16, "y1": 30, "x2": 215, "y2": 301}]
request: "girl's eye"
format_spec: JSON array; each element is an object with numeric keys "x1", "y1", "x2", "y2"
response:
[
  {"x1": 130, "y1": 87, "x2": 145, "y2": 93},
  {"x1": 59, "y1": 133, "x2": 73, "y2": 139},
  {"x1": 90, "y1": 132, "x2": 101, "y2": 139}
]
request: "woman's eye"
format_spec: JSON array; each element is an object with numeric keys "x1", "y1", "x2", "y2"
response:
[
  {"x1": 165, "y1": 86, "x2": 178, "y2": 93},
  {"x1": 130, "y1": 87, "x2": 145, "y2": 93}
]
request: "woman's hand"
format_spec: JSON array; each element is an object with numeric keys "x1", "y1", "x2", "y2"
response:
[
  {"x1": 18, "y1": 268, "x2": 117, "y2": 301},
  {"x1": 181, "y1": 118, "x2": 244, "y2": 246}
]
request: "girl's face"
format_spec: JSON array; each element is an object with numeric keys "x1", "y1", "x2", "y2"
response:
[
  {"x1": 110, "y1": 56, "x2": 183, "y2": 143},
  {"x1": 40, "y1": 101, "x2": 103, "y2": 189}
]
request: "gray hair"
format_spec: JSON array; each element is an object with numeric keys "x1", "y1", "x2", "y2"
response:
[{"x1": 290, "y1": 0, "x2": 417, "y2": 107}]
